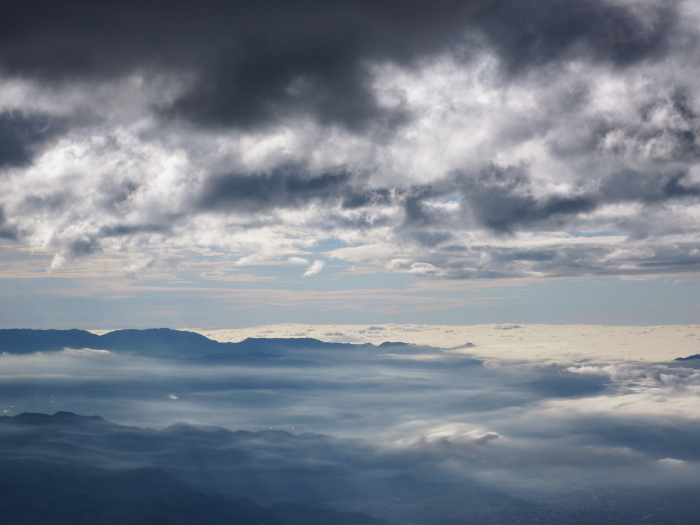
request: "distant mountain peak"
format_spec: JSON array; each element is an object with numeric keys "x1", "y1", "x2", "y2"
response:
[
  {"x1": 53, "y1": 411, "x2": 105, "y2": 421},
  {"x1": 11, "y1": 412, "x2": 109, "y2": 425},
  {"x1": 676, "y1": 354, "x2": 700, "y2": 361},
  {"x1": 450, "y1": 342, "x2": 476, "y2": 350}
]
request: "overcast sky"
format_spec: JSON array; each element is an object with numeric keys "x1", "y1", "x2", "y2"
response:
[{"x1": 2, "y1": 0, "x2": 700, "y2": 327}]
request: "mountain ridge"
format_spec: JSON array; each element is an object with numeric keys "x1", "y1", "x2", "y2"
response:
[{"x1": 0, "y1": 328, "x2": 472, "y2": 359}]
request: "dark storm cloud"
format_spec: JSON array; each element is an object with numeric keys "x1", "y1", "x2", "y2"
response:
[
  {"x1": 341, "y1": 188, "x2": 392, "y2": 210},
  {"x1": 198, "y1": 166, "x2": 352, "y2": 213},
  {"x1": 470, "y1": 0, "x2": 680, "y2": 72},
  {"x1": 0, "y1": 0, "x2": 698, "y2": 279},
  {"x1": 0, "y1": 206, "x2": 16, "y2": 239},
  {"x1": 166, "y1": 39, "x2": 407, "y2": 132},
  {"x1": 402, "y1": 192, "x2": 449, "y2": 228},
  {"x1": 600, "y1": 169, "x2": 700, "y2": 203},
  {"x1": 100, "y1": 223, "x2": 172, "y2": 238},
  {"x1": 395, "y1": 161, "x2": 700, "y2": 238},
  {"x1": 0, "y1": 112, "x2": 65, "y2": 168},
  {"x1": 0, "y1": 0, "x2": 470, "y2": 131},
  {"x1": 455, "y1": 165, "x2": 597, "y2": 232},
  {"x1": 407, "y1": 230, "x2": 453, "y2": 248},
  {"x1": 0, "y1": 0, "x2": 681, "y2": 132},
  {"x1": 63, "y1": 238, "x2": 101, "y2": 258}
]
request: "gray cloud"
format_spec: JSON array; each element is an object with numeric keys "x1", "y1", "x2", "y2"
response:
[
  {"x1": 0, "y1": 0, "x2": 699, "y2": 279},
  {"x1": 1, "y1": 0, "x2": 678, "y2": 131},
  {"x1": 198, "y1": 166, "x2": 352, "y2": 213},
  {"x1": 600, "y1": 169, "x2": 700, "y2": 203},
  {"x1": 0, "y1": 206, "x2": 16, "y2": 239},
  {"x1": 0, "y1": 112, "x2": 65, "y2": 168},
  {"x1": 471, "y1": 0, "x2": 681, "y2": 71},
  {"x1": 454, "y1": 165, "x2": 597, "y2": 232}
]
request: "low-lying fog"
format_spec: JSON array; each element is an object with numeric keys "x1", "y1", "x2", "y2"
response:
[{"x1": 2, "y1": 331, "x2": 699, "y2": 506}]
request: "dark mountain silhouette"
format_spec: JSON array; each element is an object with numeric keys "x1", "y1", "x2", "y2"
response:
[
  {"x1": 2, "y1": 412, "x2": 698, "y2": 524},
  {"x1": 0, "y1": 328, "x2": 475, "y2": 361},
  {"x1": 0, "y1": 328, "x2": 231, "y2": 357},
  {"x1": 98, "y1": 328, "x2": 224, "y2": 357},
  {"x1": 0, "y1": 328, "x2": 101, "y2": 354},
  {"x1": 0, "y1": 329, "x2": 374, "y2": 358},
  {"x1": 0, "y1": 412, "x2": 391, "y2": 525},
  {"x1": 0, "y1": 412, "x2": 522, "y2": 523},
  {"x1": 0, "y1": 458, "x2": 388, "y2": 525}
]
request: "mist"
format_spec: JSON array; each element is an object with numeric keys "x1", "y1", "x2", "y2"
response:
[{"x1": 1, "y1": 329, "x2": 699, "y2": 523}]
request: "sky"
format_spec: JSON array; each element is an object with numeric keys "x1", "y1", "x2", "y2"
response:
[{"x1": 2, "y1": 0, "x2": 700, "y2": 327}]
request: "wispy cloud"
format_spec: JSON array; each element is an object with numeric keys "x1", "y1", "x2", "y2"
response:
[{"x1": 303, "y1": 260, "x2": 325, "y2": 276}]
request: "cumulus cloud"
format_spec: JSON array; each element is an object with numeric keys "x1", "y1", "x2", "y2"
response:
[
  {"x1": 0, "y1": 0, "x2": 699, "y2": 279},
  {"x1": 303, "y1": 259, "x2": 325, "y2": 276},
  {"x1": 287, "y1": 256, "x2": 325, "y2": 275}
]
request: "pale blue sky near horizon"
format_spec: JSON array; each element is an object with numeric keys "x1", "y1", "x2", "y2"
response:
[{"x1": 1, "y1": 241, "x2": 698, "y2": 329}]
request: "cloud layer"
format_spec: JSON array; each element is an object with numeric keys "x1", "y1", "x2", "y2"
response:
[
  {"x1": 1, "y1": 334, "x2": 700, "y2": 522},
  {"x1": 2, "y1": 0, "x2": 700, "y2": 278}
]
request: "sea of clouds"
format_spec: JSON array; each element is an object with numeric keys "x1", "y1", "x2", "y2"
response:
[{"x1": 2, "y1": 340, "x2": 699, "y2": 511}]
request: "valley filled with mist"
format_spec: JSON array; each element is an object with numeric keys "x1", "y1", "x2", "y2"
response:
[{"x1": 2, "y1": 328, "x2": 699, "y2": 524}]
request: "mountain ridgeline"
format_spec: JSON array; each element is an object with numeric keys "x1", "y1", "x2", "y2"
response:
[
  {"x1": 0, "y1": 328, "x2": 401, "y2": 358},
  {"x1": 0, "y1": 328, "x2": 484, "y2": 369}
]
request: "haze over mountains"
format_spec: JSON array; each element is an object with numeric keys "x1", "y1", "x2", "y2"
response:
[
  {"x1": 3, "y1": 410, "x2": 700, "y2": 525},
  {"x1": 0, "y1": 414, "x2": 389, "y2": 525},
  {"x1": 1, "y1": 329, "x2": 700, "y2": 523}
]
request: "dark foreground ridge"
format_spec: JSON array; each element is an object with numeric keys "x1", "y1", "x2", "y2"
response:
[
  {"x1": 0, "y1": 412, "x2": 388, "y2": 525},
  {"x1": 2, "y1": 412, "x2": 698, "y2": 525},
  {"x1": 0, "y1": 411, "x2": 524, "y2": 525}
]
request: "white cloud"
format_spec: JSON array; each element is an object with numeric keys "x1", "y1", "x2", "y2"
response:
[
  {"x1": 657, "y1": 458, "x2": 686, "y2": 466},
  {"x1": 397, "y1": 423, "x2": 501, "y2": 448},
  {"x1": 303, "y1": 260, "x2": 325, "y2": 276},
  {"x1": 60, "y1": 348, "x2": 112, "y2": 357},
  {"x1": 288, "y1": 257, "x2": 310, "y2": 265}
]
